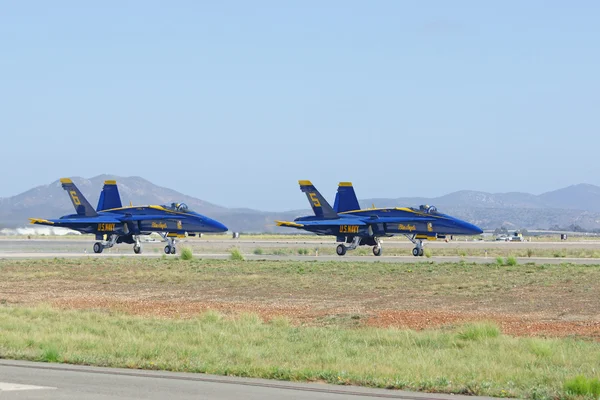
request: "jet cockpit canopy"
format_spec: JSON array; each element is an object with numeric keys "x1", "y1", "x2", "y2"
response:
[
  {"x1": 417, "y1": 204, "x2": 438, "y2": 214},
  {"x1": 163, "y1": 202, "x2": 192, "y2": 213}
]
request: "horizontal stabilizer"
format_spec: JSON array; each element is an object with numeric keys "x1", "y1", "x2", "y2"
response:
[
  {"x1": 275, "y1": 220, "x2": 304, "y2": 228},
  {"x1": 30, "y1": 216, "x2": 121, "y2": 227},
  {"x1": 29, "y1": 218, "x2": 55, "y2": 226}
]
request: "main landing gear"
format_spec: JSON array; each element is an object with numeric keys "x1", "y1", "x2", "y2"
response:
[
  {"x1": 93, "y1": 235, "x2": 144, "y2": 254},
  {"x1": 133, "y1": 236, "x2": 142, "y2": 254},
  {"x1": 93, "y1": 234, "x2": 118, "y2": 254},
  {"x1": 336, "y1": 237, "x2": 383, "y2": 257},
  {"x1": 406, "y1": 234, "x2": 425, "y2": 257}
]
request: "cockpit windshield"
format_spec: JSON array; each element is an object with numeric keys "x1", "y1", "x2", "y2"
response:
[
  {"x1": 162, "y1": 202, "x2": 193, "y2": 213},
  {"x1": 412, "y1": 204, "x2": 438, "y2": 214}
]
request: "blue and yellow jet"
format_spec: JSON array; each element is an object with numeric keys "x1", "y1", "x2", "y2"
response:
[
  {"x1": 30, "y1": 178, "x2": 228, "y2": 254},
  {"x1": 276, "y1": 181, "x2": 482, "y2": 256}
]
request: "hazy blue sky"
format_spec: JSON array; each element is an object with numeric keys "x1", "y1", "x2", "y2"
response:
[{"x1": 1, "y1": 1, "x2": 599, "y2": 211}]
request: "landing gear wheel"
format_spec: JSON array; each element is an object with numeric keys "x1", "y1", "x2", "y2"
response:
[
  {"x1": 170, "y1": 246, "x2": 176, "y2": 254},
  {"x1": 164, "y1": 245, "x2": 172, "y2": 255},
  {"x1": 418, "y1": 248, "x2": 424, "y2": 257},
  {"x1": 133, "y1": 245, "x2": 142, "y2": 254},
  {"x1": 412, "y1": 247, "x2": 420, "y2": 257},
  {"x1": 373, "y1": 246, "x2": 382, "y2": 256},
  {"x1": 93, "y1": 242, "x2": 103, "y2": 254},
  {"x1": 336, "y1": 244, "x2": 347, "y2": 256}
]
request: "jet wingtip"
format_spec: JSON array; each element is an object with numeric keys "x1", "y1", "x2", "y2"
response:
[
  {"x1": 298, "y1": 180, "x2": 312, "y2": 186},
  {"x1": 60, "y1": 178, "x2": 73, "y2": 184},
  {"x1": 338, "y1": 182, "x2": 353, "y2": 187}
]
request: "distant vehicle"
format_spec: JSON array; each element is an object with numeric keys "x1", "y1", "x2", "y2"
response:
[
  {"x1": 276, "y1": 181, "x2": 482, "y2": 257},
  {"x1": 495, "y1": 232, "x2": 524, "y2": 241},
  {"x1": 30, "y1": 179, "x2": 228, "y2": 254},
  {"x1": 510, "y1": 231, "x2": 525, "y2": 241}
]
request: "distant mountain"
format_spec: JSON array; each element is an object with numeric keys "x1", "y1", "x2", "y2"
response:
[
  {"x1": 0, "y1": 175, "x2": 298, "y2": 233},
  {"x1": 361, "y1": 184, "x2": 600, "y2": 212},
  {"x1": 539, "y1": 184, "x2": 600, "y2": 212},
  {"x1": 2, "y1": 177, "x2": 600, "y2": 232},
  {"x1": 359, "y1": 183, "x2": 600, "y2": 230}
]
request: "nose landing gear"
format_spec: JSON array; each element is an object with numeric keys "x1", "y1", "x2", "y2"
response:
[
  {"x1": 407, "y1": 235, "x2": 425, "y2": 257},
  {"x1": 164, "y1": 245, "x2": 177, "y2": 254}
]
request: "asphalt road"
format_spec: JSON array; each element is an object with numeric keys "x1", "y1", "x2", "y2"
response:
[{"x1": 0, "y1": 360, "x2": 500, "y2": 400}]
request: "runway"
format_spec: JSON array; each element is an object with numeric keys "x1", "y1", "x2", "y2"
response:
[
  {"x1": 0, "y1": 239, "x2": 600, "y2": 264},
  {"x1": 1, "y1": 251, "x2": 599, "y2": 264},
  {"x1": 0, "y1": 359, "x2": 499, "y2": 400}
]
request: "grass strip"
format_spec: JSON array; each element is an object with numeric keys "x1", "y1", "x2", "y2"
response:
[{"x1": 1, "y1": 305, "x2": 599, "y2": 399}]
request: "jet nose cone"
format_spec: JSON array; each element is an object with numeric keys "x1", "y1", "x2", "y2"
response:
[
  {"x1": 463, "y1": 221, "x2": 483, "y2": 235},
  {"x1": 209, "y1": 219, "x2": 228, "y2": 233}
]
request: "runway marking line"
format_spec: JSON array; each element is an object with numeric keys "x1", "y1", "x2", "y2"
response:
[{"x1": 0, "y1": 382, "x2": 56, "y2": 391}]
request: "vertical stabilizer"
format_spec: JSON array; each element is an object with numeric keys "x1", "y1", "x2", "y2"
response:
[
  {"x1": 60, "y1": 178, "x2": 98, "y2": 216},
  {"x1": 97, "y1": 180, "x2": 123, "y2": 211},
  {"x1": 333, "y1": 182, "x2": 361, "y2": 213},
  {"x1": 298, "y1": 180, "x2": 338, "y2": 219}
]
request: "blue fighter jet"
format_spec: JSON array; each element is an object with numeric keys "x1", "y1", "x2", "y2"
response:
[
  {"x1": 30, "y1": 178, "x2": 228, "y2": 254},
  {"x1": 276, "y1": 181, "x2": 482, "y2": 257}
]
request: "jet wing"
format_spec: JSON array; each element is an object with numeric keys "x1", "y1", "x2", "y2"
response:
[
  {"x1": 120, "y1": 215, "x2": 182, "y2": 222},
  {"x1": 360, "y1": 217, "x2": 438, "y2": 224},
  {"x1": 276, "y1": 219, "x2": 367, "y2": 228}
]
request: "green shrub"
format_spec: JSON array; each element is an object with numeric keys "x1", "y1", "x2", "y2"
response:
[
  {"x1": 457, "y1": 322, "x2": 500, "y2": 341},
  {"x1": 253, "y1": 248, "x2": 263, "y2": 255},
  {"x1": 40, "y1": 346, "x2": 60, "y2": 362},
  {"x1": 553, "y1": 250, "x2": 566, "y2": 258},
  {"x1": 496, "y1": 256, "x2": 504, "y2": 266},
  {"x1": 526, "y1": 248, "x2": 533, "y2": 258},
  {"x1": 180, "y1": 247, "x2": 193, "y2": 261},
  {"x1": 506, "y1": 256, "x2": 517, "y2": 266},
  {"x1": 564, "y1": 375, "x2": 600, "y2": 396},
  {"x1": 424, "y1": 249, "x2": 432, "y2": 258},
  {"x1": 230, "y1": 248, "x2": 244, "y2": 261}
]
